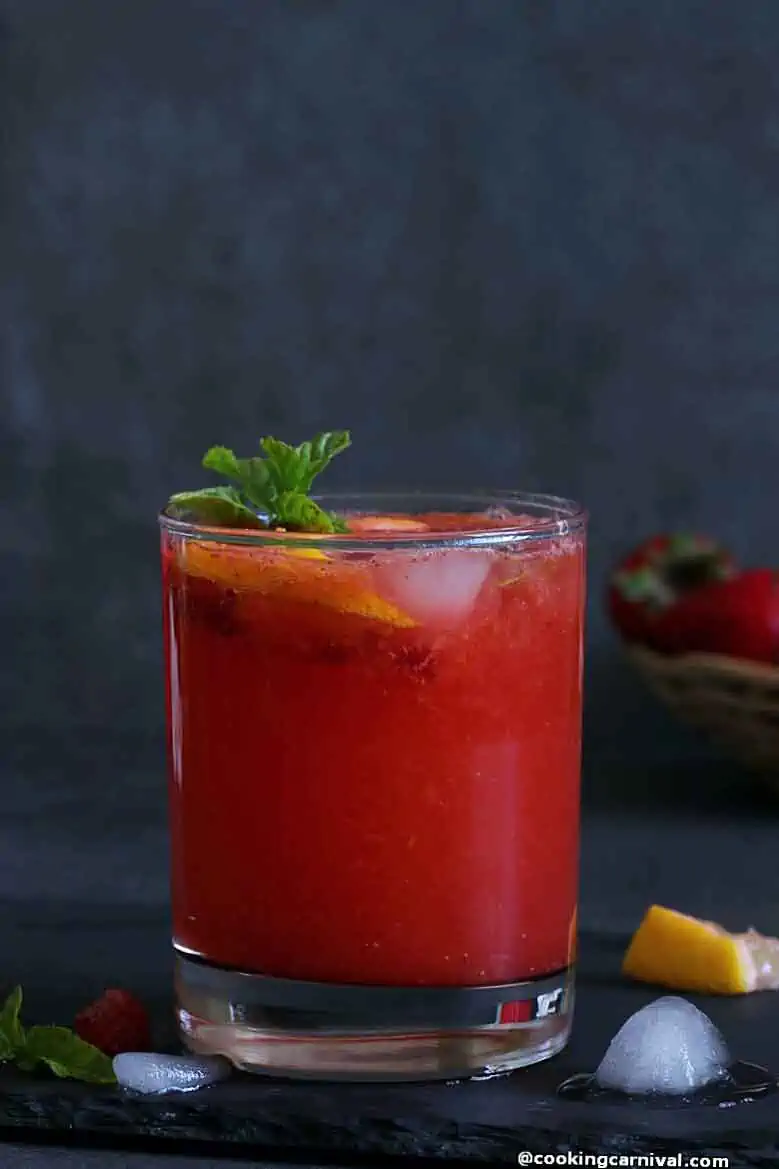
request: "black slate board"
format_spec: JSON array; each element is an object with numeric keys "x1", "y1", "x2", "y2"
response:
[{"x1": 1, "y1": 908, "x2": 779, "y2": 1166}]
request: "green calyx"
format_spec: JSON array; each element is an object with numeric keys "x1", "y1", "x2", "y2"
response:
[
  {"x1": 167, "y1": 431, "x2": 352, "y2": 533},
  {"x1": 0, "y1": 986, "x2": 115, "y2": 1084},
  {"x1": 615, "y1": 534, "x2": 734, "y2": 609},
  {"x1": 614, "y1": 566, "x2": 675, "y2": 608}
]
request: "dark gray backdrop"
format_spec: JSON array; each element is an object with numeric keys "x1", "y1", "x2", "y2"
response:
[{"x1": 2, "y1": 0, "x2": 777, "y2": 766}]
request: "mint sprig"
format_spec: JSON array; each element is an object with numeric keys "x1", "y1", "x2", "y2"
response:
[
  {"x1": 0, "y1": 986, "x2": 115, "y2": 1084},
  {"x1": 167, "y1": 430, "x2": 351, "y2": 533},
  {"x1": 168, "y1": 486, "x2": 264, "y2": 529}
]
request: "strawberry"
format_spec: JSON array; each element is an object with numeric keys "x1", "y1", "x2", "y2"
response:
[
  {"x1": 74, "y1": 989, "x2": 152, "y2": 1057},
  {"x1": 652, "y1": 568, "x2": 779, "y2": 663},
  {"x1": 607, "y1": 534, "x2": 736, "y2": 650}
]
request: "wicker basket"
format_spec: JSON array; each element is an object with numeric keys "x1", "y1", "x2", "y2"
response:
[{"x1": 626, "y1": 644, "x2": 779, "y2": 780}]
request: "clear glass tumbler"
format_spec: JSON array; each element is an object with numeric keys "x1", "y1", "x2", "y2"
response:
[{"x1": 160, "y1": 493, "x2": 586, "y2": 1080}]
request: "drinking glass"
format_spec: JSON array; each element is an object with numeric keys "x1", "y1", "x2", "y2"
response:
[{"x1": 160, "y1": 493, "x2": 586, "y2": 1080}]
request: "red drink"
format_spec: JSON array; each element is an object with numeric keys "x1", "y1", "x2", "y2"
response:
[{"x1": 161, "y1": 494, "x2": 586, "y2": 1079}]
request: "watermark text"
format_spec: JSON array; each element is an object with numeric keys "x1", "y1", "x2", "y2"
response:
[{"x1": 516, "y1": 1154, "x2": 729, "y2": 1168}]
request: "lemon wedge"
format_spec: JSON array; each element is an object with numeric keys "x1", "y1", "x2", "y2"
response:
[
  {"x1": 346, "y1": 515, "x2": 431, "y2": 534},
  {"x1": 283, "y1": 548, "x2": 329, "y2": 560},
  {"x1": 179, "y1": 541, "x2": 416, "y2": 629},
  {"x1": 622, "y1": 904, "x2": 779, "y2": 995}
]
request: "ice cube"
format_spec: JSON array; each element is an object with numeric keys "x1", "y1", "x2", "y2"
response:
[
  {"x1": 595, "y1": 996, "x2": 730, "y2": 1096},
  {"x1": 374, "y1": 549, "x2": 492, "y2": 625},
  {"x1": 113, "y1": 1052, "x2": 231, "y2": 1095}
]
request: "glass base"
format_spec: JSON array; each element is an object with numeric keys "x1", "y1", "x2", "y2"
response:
[{"x1": 174, "y1": 950, "x2": 574, "y2": 1082}]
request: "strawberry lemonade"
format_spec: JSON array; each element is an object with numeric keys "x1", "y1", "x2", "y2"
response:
[{"x1": 160, "y1": 433, "x2": 586, "y2": 1079}]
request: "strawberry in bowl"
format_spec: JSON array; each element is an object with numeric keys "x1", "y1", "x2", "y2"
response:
[
  {"x1": 608, "y1": 532, "x2": 779, "y2": 779},
  {"x1": 608, "y1": 534, "x2": 779, "y2": 665}
]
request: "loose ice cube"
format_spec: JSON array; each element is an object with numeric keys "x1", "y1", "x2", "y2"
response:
[
  {"x1": 113, "y1": 1052, "x2": 231, "y2": 1095},
  {"x1": 595, "y1": 996, "x2": 730, "y2": 1096},
  {"x1": 374, "y1": 550, "x2": 492, "y2": 625}
]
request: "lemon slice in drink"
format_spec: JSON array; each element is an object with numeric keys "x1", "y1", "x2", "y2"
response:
[
  {"x1": 346, "y1": 515, "x2": 431, "y2": 534},
  {"x1": 623, "y1": 904, "x2": 779, "y2": 994},
  {"x1": 179, "y1": 541, "x2": 416, "y2": 629}
]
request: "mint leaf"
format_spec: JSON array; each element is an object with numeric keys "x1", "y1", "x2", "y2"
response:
[
  {"x1": 306, "y1": 430, "x2": 351, "y2": 477},
  {"x1": 275, "y1": 492, "x2": 343, "y2": 534},
  {"x1": 167, "y1": 430, "x2": 351, "y2": 533},
  {"x1": 0, "y1": 986, "x2": 24, "y2": 1060},
  {"x1": 260, "y1": 432, "x2": 350, "y2": 499},
  {"x1": 202, "y1": 448, "x2": 273, "y2": 510},
  {"x1": 167, "y1": 487, "x2": 264, "y2": 528},
  {"x1": 201, "y1": 446, "x2": 244, "y2": 482},
  {"x1": 290, "y1": 431, "x2": 352, "y2": 494},
  {"x1": 0, "y1": 986, "x2": 116, "y2": 1084},
  {"x1": 22, "y1": 1026, "x2": 116, "y2": 1084},
  {"x1": 261, "y1": 432, "x2": 350, "y2": 528},
  {"x1": 236, "y1": 460, "x2": 272, "y2": 509},
  {"x1": 259, "y1": 437, "x2": 305, "y2": 496}
]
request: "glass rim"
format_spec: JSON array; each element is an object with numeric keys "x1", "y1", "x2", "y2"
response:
[{"x1": 158, "y1": 490, "x2": 587, "y2": 550}]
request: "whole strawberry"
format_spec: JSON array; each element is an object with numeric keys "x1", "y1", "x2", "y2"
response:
[
  {"x1": 607, "y1": 533, "x2": 736, "y2": 650},
  {"x1": 653, "y1": 568, "x2": 779, "y2": 663},
  {"x1": 74, "y1": 989, "x2": 151, "y2": 1057}
]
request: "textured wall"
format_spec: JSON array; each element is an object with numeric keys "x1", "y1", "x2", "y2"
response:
[{"x1": 2, "y1": 0, "x2": 778, "y2": 761}]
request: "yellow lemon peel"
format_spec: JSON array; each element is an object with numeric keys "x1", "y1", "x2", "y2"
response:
[
  {"x1": 180, "y1": 542, "x2": 416, "y2": 629},
  {"x1": 623, "y1": 904, "x2": 779, "y2": 995}
]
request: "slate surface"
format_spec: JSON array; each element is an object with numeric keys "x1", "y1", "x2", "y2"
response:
[
  {"x1": 0, "y1": 1152, "x2": 338, "y2": 1169},
  {"x1": 0, "y1": 910, "x2": 779, "y2": 1166}
]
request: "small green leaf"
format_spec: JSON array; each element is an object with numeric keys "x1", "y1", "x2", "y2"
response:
[
  {"x1": 308, "y1": 430, "x2": 351, "y2": 475},
  {"x1": 22, "y1": 1026, "x2": 116, "y2": 1085},
  {"x1": 236, "y1": 458, "x2": 273, "y2": 509},
  {"x1": 260, "y1": 437, "x2": 304, "y2": 495},
  {"x1": 202, "y1": 446, "x2": 244, "y2": 482},
  {"x1": 0, "y1": 986, "x2": 25, "y2": 1059},
  {"x1": 167, "y1": 487, "x2": 264, "y2": 528},
  {"x1": 292, "y1": 441, "x2": 313, "y2": 492},
  {"x1": 203, "y1": 447, "x2": 274, "y2": 510},
  {"x1": 275, "y1": 492, "x2": 341, "y2": 533},
  {"x1": 169, "y1": 429, "x2": 352, "y2": 533},
  {"x1": 294, "y1": 431, "x2": 351, "y2": 493}
]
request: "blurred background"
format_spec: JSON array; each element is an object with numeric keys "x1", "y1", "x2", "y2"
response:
[{"x1": 3, "y1": 0, "x2": 778, "y2": 785}]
